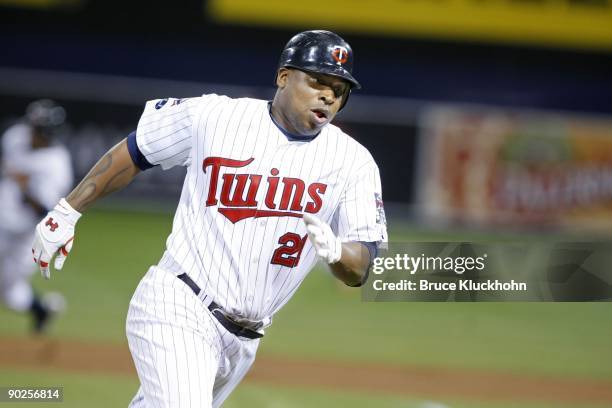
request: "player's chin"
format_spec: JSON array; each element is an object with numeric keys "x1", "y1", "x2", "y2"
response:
[
  {"x1": 294, "y1": 120, "x2": 321, "y2": 136},
  {"x1": 305, "y1": 116, "x2": 329, "y2": 133}
]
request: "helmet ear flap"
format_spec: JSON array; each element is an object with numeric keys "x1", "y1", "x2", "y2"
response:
[{"x1": 339, "y1": 89, "x2": 351, "y2": 112}]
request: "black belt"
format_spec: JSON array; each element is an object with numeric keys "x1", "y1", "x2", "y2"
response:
[{"x1": 176, "y1": 273, "x2": 263, "y2": 339}]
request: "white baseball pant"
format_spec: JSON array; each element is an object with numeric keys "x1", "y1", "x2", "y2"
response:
[
  {"x1": 0, "y1": 230, "x2": 37, "y2": 311},
  {"x1": 126, "y1": 266, "x2": 259, "y2": 408}
]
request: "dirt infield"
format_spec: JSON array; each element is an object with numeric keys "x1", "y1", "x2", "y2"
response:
[{"x1": 1, "y1": 336, "x2": 612, "y2": 405}]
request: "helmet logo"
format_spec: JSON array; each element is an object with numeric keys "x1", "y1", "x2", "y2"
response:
[{"x1": 331, "y1": 46, "x2": 349, "y2": 65}]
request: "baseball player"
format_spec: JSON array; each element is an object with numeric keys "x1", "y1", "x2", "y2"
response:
[
  {"x1": 0, "y1": 99, "x2": 72, "y2": 333},
  {"x1": 31, "y1": 30, "x2": 387, "y2": 407}
]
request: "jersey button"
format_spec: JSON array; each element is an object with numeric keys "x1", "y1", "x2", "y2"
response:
[{"x1": 259, "y1": 220, "x2": 266, "y2": 227}]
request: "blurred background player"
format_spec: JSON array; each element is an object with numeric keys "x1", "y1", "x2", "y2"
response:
[{"x1": 0, "y1": 99, "x2": 73, "y2": 333}]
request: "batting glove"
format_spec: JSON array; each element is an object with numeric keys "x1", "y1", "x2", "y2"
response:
[
  {"x1": 32, "y1": 198, "x2": 81, "y2": 279},
  {"x1": 302, "y1": 213, "x2": 342, "y2": 264}
]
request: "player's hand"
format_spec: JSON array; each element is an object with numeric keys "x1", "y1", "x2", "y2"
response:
[
  {"x1": 32, "y1": 198, "x2": 82, "y2": 279},
  {"x1": 302, "y1": 213, "x2": 342, "y2": 264}
]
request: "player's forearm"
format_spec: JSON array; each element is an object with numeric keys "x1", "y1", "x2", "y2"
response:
[
  {"x1": 329, "y1": 242, "x2": 370, "y2": 286},
  {"x1": 66, "y1": 138, "x2": 140, "y2": 212}
]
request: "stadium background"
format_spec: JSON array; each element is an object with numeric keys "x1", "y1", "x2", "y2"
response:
[{"x1": 1, "y1": 1, "x2": 611, "y2": 407}]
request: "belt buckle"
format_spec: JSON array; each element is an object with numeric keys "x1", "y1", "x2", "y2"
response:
[{"x1": 208, "y1": 301, "x2": 263, "y2": 338}]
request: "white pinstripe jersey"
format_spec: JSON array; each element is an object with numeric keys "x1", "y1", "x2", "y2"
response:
[{"x1": 135, "y1": 94, "x2": 387, "y2": 322}]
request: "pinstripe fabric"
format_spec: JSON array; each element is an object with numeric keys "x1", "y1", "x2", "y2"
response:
[
  {"x1": 126, "y1": 94, "x2": 387, "y2": 407},
  {"x1": 127, "y1": 266, "x2": 259, "y2": 408}
]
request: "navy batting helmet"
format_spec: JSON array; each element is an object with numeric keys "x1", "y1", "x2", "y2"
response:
[
  {"x1": 277, "y1": 30, "x2": 361, "y2": 97},
  {"x1": 25, "y1": 99, "x2": 66, "y2": 129}
]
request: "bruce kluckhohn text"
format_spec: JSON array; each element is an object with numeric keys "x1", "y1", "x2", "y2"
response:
[{"x1": 370, "y1": 253, "x2": 528, "y2": 292}]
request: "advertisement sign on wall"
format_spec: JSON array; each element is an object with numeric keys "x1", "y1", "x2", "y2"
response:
[{"x1": 419, "y1": 107, "x2": 612, "y2": 231}]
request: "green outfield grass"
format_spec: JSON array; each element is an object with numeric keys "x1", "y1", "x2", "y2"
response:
[
  {"x1": 226, "y1": 383, "x2": 612, "y2": 408},
  {"x1": 1, "y1": 209, "x2": 611, "y2": 395},
  {"x1": 0, "y1": 368, "x2": 138, "y2": 408},
  {"x1": 0, "y1": 368, "x2": 609, "y2": 408}
]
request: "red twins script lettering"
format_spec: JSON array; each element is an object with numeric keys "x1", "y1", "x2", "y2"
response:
[{"x1": 203, "y1": 157, "x2": 327, "y2": 223}]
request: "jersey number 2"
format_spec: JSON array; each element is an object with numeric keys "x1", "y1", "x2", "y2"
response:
[{"x1": 271, "y1": 232, "x2": 308, "y2": 268}]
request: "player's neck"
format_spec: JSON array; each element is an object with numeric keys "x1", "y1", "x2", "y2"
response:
[
  {"x1": 268, "y1": 101, "x2": 319, "y2": 141},
  {"x1": 31, "y1": 132, "x2": 50, "y2": 149}
]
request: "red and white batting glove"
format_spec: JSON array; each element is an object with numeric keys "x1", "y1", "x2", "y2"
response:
[
  {"x1": 32, "y1": 198, "x2": 81, "y2": 279},
  {"x1": 302, "y1": 213, "x2": 342, "y2": 264}
]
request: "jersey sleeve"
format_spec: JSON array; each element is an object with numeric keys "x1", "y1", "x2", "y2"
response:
[
  {"x1": 134, "y1": 97, "x2": 202, "y2": 170},
  {"x1": 333, "y1": 159, "x2": 388, "y2": 248},
  {"x1": 1, "y1": 124, "x2": 32, "y2": 158}
]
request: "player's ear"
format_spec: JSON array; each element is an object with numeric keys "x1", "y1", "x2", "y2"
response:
[{"x1": 276, "y1": 68, "x2": 290, "y2": 88}]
